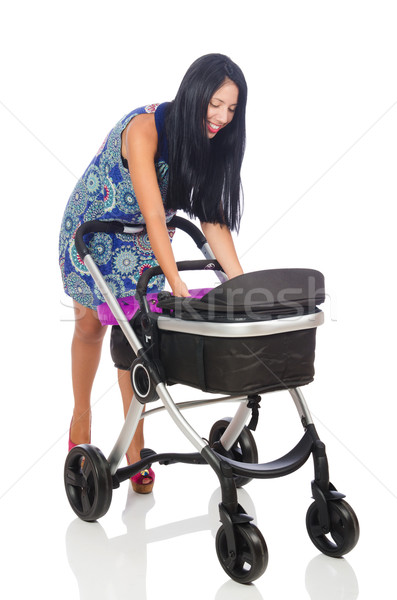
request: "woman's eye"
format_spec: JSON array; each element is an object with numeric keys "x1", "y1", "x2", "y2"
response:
[{"x1": 210, "y1": 103, "x2": 220, "y2": 108}]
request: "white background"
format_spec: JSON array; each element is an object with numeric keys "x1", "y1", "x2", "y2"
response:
[{"x1": 0, "y1": 1, "x2": 396, "y2": 598}]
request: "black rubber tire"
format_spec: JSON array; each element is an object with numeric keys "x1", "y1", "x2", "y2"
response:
[
  {"x1": 306, "y1": 499, "x2": 360, "y2": 557},
  {"x1": 215, "y1": 523, "x2": 268, "y2": 584},
  {"x1": 64, "y1": 444, "x2": 113, "y2": 522},
  {"x1": 209, "y1": 418, "x2": 258, "y2": 487}
]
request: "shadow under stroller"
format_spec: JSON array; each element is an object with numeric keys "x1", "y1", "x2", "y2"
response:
[{"x1": 64, "y1": 216, "x2": 359, "y2": 584}]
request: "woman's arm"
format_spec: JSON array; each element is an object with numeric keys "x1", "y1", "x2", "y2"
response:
[
  {"x1": 125, "y1": 114, "x2": 190, "y2": 297},
  {"x1": 200, "y1": 222, "x2": 243, "y2": 279}
]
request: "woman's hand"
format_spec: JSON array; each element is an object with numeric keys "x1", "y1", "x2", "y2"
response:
[{"x1": 171, "y1": 277, "x2": 191, "y2": 298}]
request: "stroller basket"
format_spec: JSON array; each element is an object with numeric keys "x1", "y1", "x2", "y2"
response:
[{"x1": 109, "y1": 267, "x2": 325, "y2": 395}]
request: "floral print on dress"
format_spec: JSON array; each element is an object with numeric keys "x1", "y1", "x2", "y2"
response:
[
  {"x1": 145, "y1": 103, "x2": 159, "y2": 113},
  {"x1": 59, "y1": 103, "x2": 174, "y2": 309}
]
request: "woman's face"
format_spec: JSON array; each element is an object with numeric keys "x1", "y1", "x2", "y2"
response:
[{"x1": 206, "y1": 79, "x2": 239, "y2": 138}]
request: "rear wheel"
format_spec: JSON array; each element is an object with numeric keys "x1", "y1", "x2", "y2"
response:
[
  {"x1": 64, "y1": 444, "x2": 113, "y2": 522},
  {"x1": 209, "y1": 418, "x2": 258, "y2": 487}
]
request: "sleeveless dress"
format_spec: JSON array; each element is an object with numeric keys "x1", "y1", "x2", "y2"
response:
[{"x1": 59, "y1": 103, "x2": 176, "y2": 310}]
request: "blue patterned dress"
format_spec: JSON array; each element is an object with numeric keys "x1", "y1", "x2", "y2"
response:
[{"x1": 59, "y1": 103, "x2": 176, "y2": 310}]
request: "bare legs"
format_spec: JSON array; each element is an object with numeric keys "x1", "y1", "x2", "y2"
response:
[
  {"x1": 70, "y1": 300, "x2": 147, "y2": 469},
  {"x1": 117, "y1": 368, "x2": 145, "y2": 464},
  {"x1": 70, "y1": 301, "x2": 106, "y2": 445}
]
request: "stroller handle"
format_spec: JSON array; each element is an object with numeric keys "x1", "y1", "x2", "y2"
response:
[
  {"x1": 75, "y1": 220, "x2": 127, "y2": 259},
  {"x1": 74, "y1": 218, "x2": 225, "y2": 311},
  {"x1": 74, "y1": 216, "x2": 208, "y2": 260},
  {"x1": 135, "y1": 259, "x2": 223, "y2": 302},
  {"x1": 168, "y1": 215, "x2": 208, "y2": 250}
]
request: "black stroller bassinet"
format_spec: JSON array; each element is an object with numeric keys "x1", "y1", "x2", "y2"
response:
[
  {"x1": 64, "y1": 216, "x2": 359, "y2": 585},
  {"x1": 110, "y1": 266, "x2": 325, "y2": 396}
]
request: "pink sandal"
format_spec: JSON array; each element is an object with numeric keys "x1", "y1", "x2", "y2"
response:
[
  {"x1": 126, "y1": 455, "x2": 155, "y2": 494},
  {"x1": 131, "y1": 468, "x2": 155, "y2": 494}
]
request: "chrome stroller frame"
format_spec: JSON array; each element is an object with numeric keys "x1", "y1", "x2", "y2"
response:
[{"x1": 64, "y1": 216, "x2": 359, "y2": 584}]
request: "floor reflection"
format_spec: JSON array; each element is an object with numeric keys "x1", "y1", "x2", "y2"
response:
[
  {"x1": 65, "y1": 486, "x2": 358, "y2": 600},
  {"x1": 65, "y1": 487, "x2": 260, "y2": 599},
  {"x1": 305, "y1": 554, "x2": 359, "y2": 600},
  {"x1": 215, "y1": 579, "x2": 265, "y2": 600},
  {"x1": 66, "y1": 491, "x2": 154, "y2": 600}
]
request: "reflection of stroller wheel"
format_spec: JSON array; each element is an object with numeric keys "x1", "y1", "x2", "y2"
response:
[
  {"x1": 64, "y1": 445, "x2": 113, "y2": 522},
  {"x1": 215, "y1": 523, "x2": 268, "y2": 584},
  {"x1": 306, "y1": 499, "x2": 360, "y2": 557},
  {"x1": 209, "y1": 418, "x2": 258, "y2": 487}
]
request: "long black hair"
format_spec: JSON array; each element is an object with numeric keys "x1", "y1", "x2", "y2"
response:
[{"x1": 165, "y1": 54, "x2": 247, "y2": 231}]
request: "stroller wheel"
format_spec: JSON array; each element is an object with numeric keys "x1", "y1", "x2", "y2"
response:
[
  {"x1": 64, "y1": 444, "x2": 113, "y2": 522},
  {"x1": 306, "y1": 499, "x2": 360, "y2": 557},
  {"x1": 215, "y1": 523, "x2": 268, "y2": 584},
  {"x1": 209, "y1": 418, "x2": 258, "y2": 487}
]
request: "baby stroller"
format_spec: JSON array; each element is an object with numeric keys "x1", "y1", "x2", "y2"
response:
[{"x1": 64, "y1": 216, "x2": 359, "y2": 584}]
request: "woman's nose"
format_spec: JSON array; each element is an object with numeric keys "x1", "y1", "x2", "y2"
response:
[{"x1": 214, "y1": 106, "x2": 229, "y2": 124}]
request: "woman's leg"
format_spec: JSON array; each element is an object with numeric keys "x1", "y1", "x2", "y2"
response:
[
  {"x1": 118, "y1": 368, "x2": 154, "y2": 489},
  {"x1": 117, "y1": 368, "x2": 145, "y2": 464},
  {"x1": 70, "y1": 300, "x2": 107, "y2": 445}
]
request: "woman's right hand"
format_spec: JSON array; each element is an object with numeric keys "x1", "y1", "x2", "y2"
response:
[{"x1": 171, "y1": 277, "x2": 191, "y2": 298}]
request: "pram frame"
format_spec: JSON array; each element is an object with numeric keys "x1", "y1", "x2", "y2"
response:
[
  {"x1": 65, "y1": 216, "x2": 359, "y2": 583},
  {"x1": 76, "y1": 218, "x2": 317, "y2": 469}
]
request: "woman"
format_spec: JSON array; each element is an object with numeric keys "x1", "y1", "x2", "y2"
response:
[{"x1": 59, "y1": 53, "x2": 247, "y2": 493}]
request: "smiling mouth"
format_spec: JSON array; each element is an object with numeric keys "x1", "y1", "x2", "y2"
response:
[{"x1": 207, "y1": 122, "x2": 221, "y2": 134}]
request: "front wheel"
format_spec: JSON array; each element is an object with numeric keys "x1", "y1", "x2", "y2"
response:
[
  {"x1": 215, "y1": 523, "x2": 268, "y2": 584},
  {"x1": 306, "y1": 499, "x2": 360, "y2": 557},
  {"x1": 64, "y1": 444, "x2": 113, "y2": 522}
]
